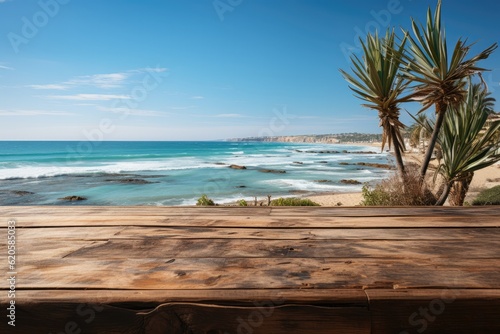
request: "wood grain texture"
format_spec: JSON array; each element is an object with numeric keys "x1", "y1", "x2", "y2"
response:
[
  {"x1": 2, "y1": 205, "x2": 498, "y2": 216},
  {"x1": 0, "y1": 206, "x2": 499, "y2": 333},
  {"x1": 6, "y1": 303, "x2": 371, "y2": 334},
  {"x1": 366, "y1": 289, "x2": 500, "y2": 333}
]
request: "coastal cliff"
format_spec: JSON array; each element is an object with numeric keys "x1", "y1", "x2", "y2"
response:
[{"x1": 227, "y1": 133, "x2": 383, "y2": 144}]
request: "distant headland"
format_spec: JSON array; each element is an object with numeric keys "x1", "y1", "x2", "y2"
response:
[{"x1": 227, "y1": 132, "x2": 383, "y2": 144}]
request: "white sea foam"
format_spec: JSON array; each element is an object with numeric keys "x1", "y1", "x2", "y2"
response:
[
  {"x1": 261, "y1": 179, "x2": 358, "y2": 191},
  {"x1": 0, "y1": 157, "x2": 215, "y2": 180}
]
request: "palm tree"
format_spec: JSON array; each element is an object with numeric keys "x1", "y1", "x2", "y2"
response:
[
  {"x1": 423, "y1": 83, "x2": 500, "y2": 206},
  {"x1": 407, "y1": 113, "x2": 429, "y2": 153},
  {"x1": 401, "y1": 0, "x2": 497, "y2": 180},
  {"x1": 340, "y1": 30, "x2": 411, "y2": 177}
]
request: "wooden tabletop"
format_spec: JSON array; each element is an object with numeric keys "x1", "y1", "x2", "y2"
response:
[{"x1": 1, "y1": 206, "x2": 499, "y2": 333}]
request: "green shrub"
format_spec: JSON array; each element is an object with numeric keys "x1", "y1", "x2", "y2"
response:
[
  {"x1": 361, "y1": 184, "x2": 392, "y2": 206},
  {"x1": 196, "y1": 194, "x2": 215, "y2": 206},
  {"x1": 237, "y1": 199, "x2": 248, "y2": 206},
  {"x1": 270, "y1": 197, "x2": 320, "y2": 206},
  {"x1": 472, "y1": 186, "x2": 500, "y2": 205}
]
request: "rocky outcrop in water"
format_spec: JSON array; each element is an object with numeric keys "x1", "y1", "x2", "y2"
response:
[
  {"x1": 259, "y1": 169, "x2": 286, "y2": 174},
  {"x1": 298, "y1": 150, "x2": 377, "y2": 154},
  {"x1": 356, "y1": 162, "x2": 393, "y2": 169},
  {"x1": 229, "y1": 164, "x2": 247, "y2": 170},
  {"x1": 106, "y1": 178, "x2": 155, "y2": 184},
  {"x1": 11, "y1": 190, "x2": 34, "y2": 196},
  {"x1": 59, "y1": 196, "x2": 87, "y2": 201},
  {"x1": 338, "y1": 162, "x2": 393, "y2": 169},
  {"x1": 340, "y1": 179, "x2": 362, "y2": 185}
]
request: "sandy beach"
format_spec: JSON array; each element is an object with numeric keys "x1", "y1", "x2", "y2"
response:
[{"x1": 305, "y1": 142, "x2": 500, "y2": 206}]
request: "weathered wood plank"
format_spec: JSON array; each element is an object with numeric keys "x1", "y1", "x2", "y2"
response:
[
  {"x1": 14, "y1": 237, "x2": 498, "y2": 260},
  {"x1": 5, "y1": 215, "x2": 500, "y2": 228},
  {"x1": 0, "y1": 206, "x2": 273, "y2": 217},
  {"x1": 0, "y1": 302, "x2": 371, "y2": 334},
  {"x1": 0, "y1": 206, "x2": 498, "y2": 333},
  {"x1": 365, "y1": 289, "x2": 500, "y2": 333},
  {"x1": 14, "y1": 226, "x2": 499, "y2": 241},
  {"x1": 13, "y1": 258, "x2": 500, "y2": 290},
  {"x1": 2, "y1": 205, "x2": 499, "y2": 217},
  {"x1": 9, "y1": 289, "x2": 369, "y2": 305},
  {"x1": 270, "y1": 206, "x2": 500, "y2": 217}
]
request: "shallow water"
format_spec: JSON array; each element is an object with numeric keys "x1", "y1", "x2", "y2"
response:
[{"x1": 0, "y1": 141, "x2": 393, "y2": 205}]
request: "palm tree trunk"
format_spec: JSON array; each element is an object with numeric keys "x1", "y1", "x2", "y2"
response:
[
  {"x1": 420, "y1": 104, "x2": 447, "y2": 179},
  {"x1": 419, "y1": 127, "x2": 426, "y2": 154},
  {"x1": 449, "y1": 172, "x2": 474, "y2": 206},
  {"x1": 435, "y1": 180, "x2": 452, "y2": 206},
  {"x1": 391, "y1": 127, "x2": 406, "y2": 178}
]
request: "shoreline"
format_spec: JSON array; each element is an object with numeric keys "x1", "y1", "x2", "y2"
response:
[
  {"x1": 1, "y1": 141, "x2": 391, "y2": 206},
  {"x1": 300, "y1": 147, "x2": 500, "y2": 207},
  {"x1": 219, "y1": 141, "x2": 386, "y2": 207},
  {"x1": 4, "y1": 140, "x2": 497, "y2": 207}
]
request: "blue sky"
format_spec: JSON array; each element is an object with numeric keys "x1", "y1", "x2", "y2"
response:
[{"x1": 0, "y1": 0, "x2": 499, "y2": 140}]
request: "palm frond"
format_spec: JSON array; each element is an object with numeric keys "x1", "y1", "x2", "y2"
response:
[
  {"x1": 340, "y1": 29, "x2": 411, "y2": 175},
  {"x1": 425, "y1": 82, "x2": 500, "y2": 183},
  {"x1": 399, "y1": 0, "x2": 497, "y2": 114}
]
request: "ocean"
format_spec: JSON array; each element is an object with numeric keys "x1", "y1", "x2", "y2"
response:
[{"x1": 0, "y1": 141, "x2": 393, "y2": 206}]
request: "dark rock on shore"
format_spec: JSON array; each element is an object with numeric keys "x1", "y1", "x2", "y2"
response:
[
  {"x1": 340, "y1": 179, "x2": 362, "y2": 185},
  {"x1": 303, "y1": 150, "x2": 340, "y2": 154},
  {"x1": 236, "y1": 185, "x2": 246, "y2": 188},
  {"x1": 314, "y1": 180, "x2": 332, "y2": 183},
  {"x1": 59, "y1": 196, "x2": 87, "y2": 201},
  {"x1": 214, "y1": 162, "x2": 227, "y2": 165},
  {"x1": 259, "y1": 169, "x2": 286, "y2": 174},
  {"x1": 351, "y1": 151, "x2": 377, "y2": 154},
  {"x1": 356, "y1": 162, "x2": 393, "y2": 169},
  {"x1": 300, "y1": 150, "x2": 377, "y2": 154},
  {"x1": 318, "y1": 161, "x2": 328, "y2": 164},
  {"x1": 229, "y1": 164, "x2": 247, "y2": 170},
  {"x1": 293, "y1": 161, "x2": 303, "y2": 165},
  {"x1": 11, "y1": 190, "x2": 35, "y2": 196},
  {"x1": 338, "y1": 162, "x2": 350, "y2": 166}
]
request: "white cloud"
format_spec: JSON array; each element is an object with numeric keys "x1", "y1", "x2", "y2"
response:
[
  {"x1": 67, "y1": 72, "x2": 129, "y2": 89},
  {"x1": 213, "y1": 113, "x2": 248, "y2": 118},
  {"x1": 97, "y1": 106, "x2": 170, "y2": 117},
  {"x1": 136, "y1": 67, "x2": 168, "y2": 73},
  {"x1": 296, "y1": 116, "x2": 320, "y2": 119},
  {"x1": 46, "y1": 94, "x2": 131, "y2": 101},
  {"x1": 190, "y1": 96, "x2": 204, "y2": 100},
  {"x1": 0, "y1": 109, "x2": 74, "y2": 116},
  {"x1": 28, "y1": 84, "x2": 68, "y2": 90},
  {"x1": 169, "y1": 106, "x2": 196, "y2": 110},
  {"x1": 27, "y1": 67, "x2": 168, "y2": 90},
  {"x1": 0, "y1": 64, "x2": 14, "y2": 70}
]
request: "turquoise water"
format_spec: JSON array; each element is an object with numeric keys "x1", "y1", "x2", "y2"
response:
[{"x1": 0, "y1": 141, "x2": 393, "y2": 205}]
